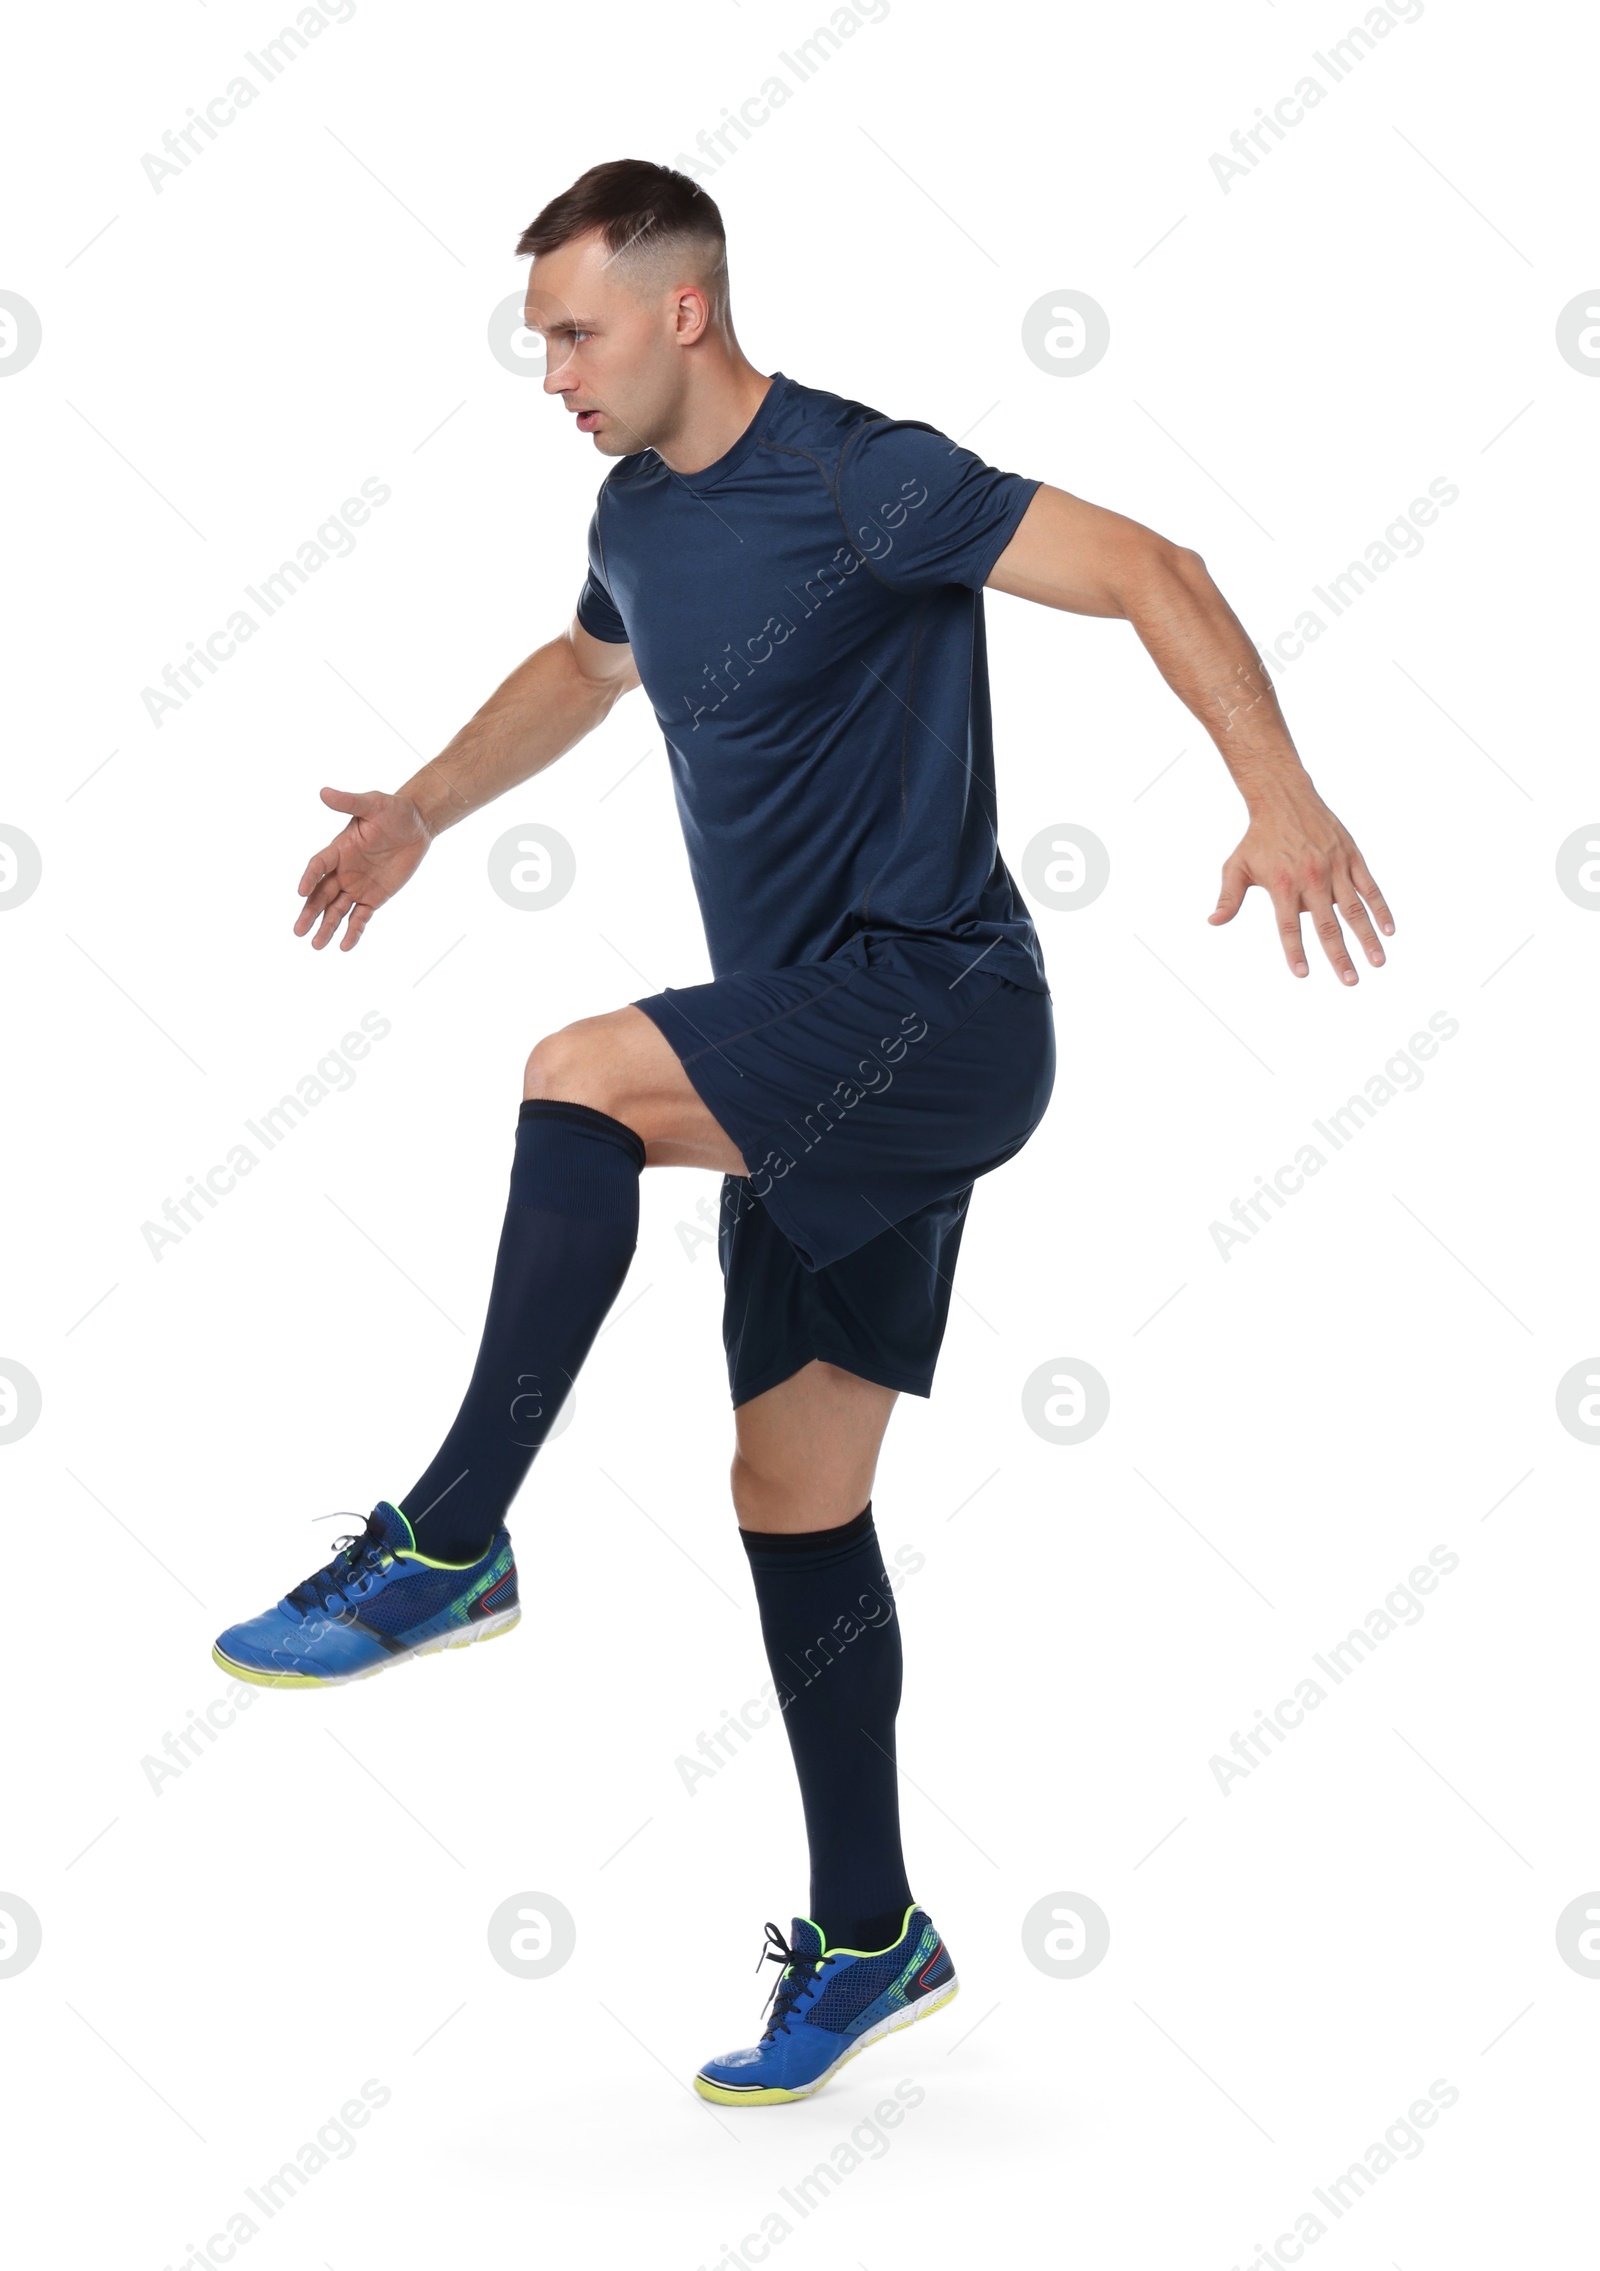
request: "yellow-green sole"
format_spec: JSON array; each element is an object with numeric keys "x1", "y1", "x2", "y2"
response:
[
  {"x1": 212, "y1": 1608, "x2": 520, "y2": 1689},
  {"x1": 692, "y1": 1978, "x2": 958, "y2": 2105}
]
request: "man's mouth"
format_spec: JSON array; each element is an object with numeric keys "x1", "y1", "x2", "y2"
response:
[{"x1": 574, "y1": 408, "x2": 602, "y2": 433}]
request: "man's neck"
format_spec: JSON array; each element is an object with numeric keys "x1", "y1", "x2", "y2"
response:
[{"x1": 655, "y1": 360, "x2": 774, "y2": 475}]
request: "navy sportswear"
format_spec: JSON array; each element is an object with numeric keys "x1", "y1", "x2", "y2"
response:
[
  {"x1": 572, "y1": 370, "x2": 1058, "y2": 1407},
  {"x1": 398, "y1": 1098, "x2": 645, "y2": 1560},
  {"x1": 576, "y1": 370, "x2": 1049, "y2": 997},
  {"x1": 739, "y1": 1503, "x2": 913, "y2": 1954},
  {"x1": 637, "y1": 927, "x2": 1053, "y2": 1404}
]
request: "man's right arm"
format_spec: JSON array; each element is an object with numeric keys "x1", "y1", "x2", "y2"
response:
[
  {"x1": 400, "y1": 617, "x2": 640, "y2": 835},
  {"x1": 295, "y1": 620, "x2": 640, "y2": 950}
]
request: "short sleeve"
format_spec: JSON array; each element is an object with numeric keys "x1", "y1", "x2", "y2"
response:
[
  {"x1": 574, "y1": 504, "x2": 629, "y2": 643},
  {"x1": 835, "y1": 419, "x2": 1040, "y2": 594}
]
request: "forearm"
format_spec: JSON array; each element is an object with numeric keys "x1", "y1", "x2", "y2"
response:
[
  {"x1": 1121, "y1": 542, "x2": 1391, "y2": 970},
  {"x1": 988, "y1": 484, "x2": 1390, "y2": 975},
  {"x1": 1121, "y1": 546, "x2": 1312, "y2": 816},
  {"x1": 398, "y1": 634, "x2": 624, "y2": 836}
]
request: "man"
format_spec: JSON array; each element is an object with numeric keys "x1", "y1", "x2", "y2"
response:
[{"x1": 214, "y1": 160, "x2": 1392, "y2": 2105}]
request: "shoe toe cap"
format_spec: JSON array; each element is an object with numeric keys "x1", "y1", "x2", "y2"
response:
[
  {"x1": 214, "y1": 1606, "x2": 327, "y2": 1679},
  {"x1": 698, "y1": 2043, "x2": 767, "y2": 2082}
]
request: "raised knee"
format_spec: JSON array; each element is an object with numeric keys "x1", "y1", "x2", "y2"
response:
[{"x1": 523, "y1": 1021, "x2": 609, "y2": 1106}]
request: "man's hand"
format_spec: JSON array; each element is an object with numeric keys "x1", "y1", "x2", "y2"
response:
[
  {"x1": 294, "y1": 786, "x2": 432, "y2": 951},
  {"x1": 987, "y1": 489, "x2": 1399, "y2": 986},
  {"x1": 1209, "y1": 774, "x2": 1394, "y2": 984},
  {"x1": 288, "y1": 625, "x2": 638, "y2": 953}
]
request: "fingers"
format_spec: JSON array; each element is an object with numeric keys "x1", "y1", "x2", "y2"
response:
[
  {"x1": 339, "y1": 902, "x2": 375, "y2": 952},
  {"x1": 1305, "y1": 887, "x2": 1359, "y2": 986},
  {"x1": 1282, "y1": 869, "x2": 1387, "y2": 985},
  {"x1": 303, "y1": 885, "x2": 377, "y2": 950},
  {"x1": 1216, "y1": 821, "x2": 1394, "y2": 981},
  {"x1": 310, "y1": 890, "x2": 356, "y2": 950},
  {"x1": 1307, "y1": 845, "x2": 1394, "y2": 982},
  {"x1": 1209, "y1": 854, "x2": 1248, "y2": 926},
  {"x1": 294, "y1": 793, "x2": 391, "y2": 948},
  {"x1": 1218, "y1": 856, "x2": 1316, "y2": 975},
  {"x1": 294, "y1": 845, "x2": 344, "y2": 923},
  {"x1": 294, "y1": 862, "x2": 350, "y2": 937},
  {"x1": 1269, "y1": 881, "x2": 1310, "y2": 978},
  {"x1": 1350, "y1": 852, "x2": 1395, "y2": 938},
  {"x1": 1334, "y1": 864, "x2": 1387, "y2": 969}
]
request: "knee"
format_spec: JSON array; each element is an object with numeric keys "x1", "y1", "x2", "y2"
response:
[
  {"x1": 730, "y1": 1443, "x2": 821, "y2": 1533},
  {"x1": 523, "y1": 1019, "x2": 614, "y2": 1108},
  {"x1": 729, "y1": 1445, "x2": 773, "y2": 1531}
]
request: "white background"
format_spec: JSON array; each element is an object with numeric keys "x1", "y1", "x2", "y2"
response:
[{"x1": 2, "y1": 0, "x2": 1597, "y2": 2263}]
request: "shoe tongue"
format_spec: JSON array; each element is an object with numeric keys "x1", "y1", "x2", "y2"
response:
[
  {"x1": 368, "y1": 1500, "x2": 417, "y2": 1553},
  {"x1": 789, "y1": 1917, "x2": 825, "y2": 1962}
]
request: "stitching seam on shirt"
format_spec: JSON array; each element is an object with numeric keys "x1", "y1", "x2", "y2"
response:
[
  {"x1": 592, "y1": 484, "x2": 623, "y2": 628},
  {"x1": 756, "y1": 436, "x2": 907, "y2": 595}
]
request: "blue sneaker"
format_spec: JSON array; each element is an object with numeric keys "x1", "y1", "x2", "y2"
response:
[
  {"x1": 212, "y1": 1501, "x2": 518, "y2": 1687},
  {"x1": 693, "y1": 1907, "x2": 958, "y2": 2105}
]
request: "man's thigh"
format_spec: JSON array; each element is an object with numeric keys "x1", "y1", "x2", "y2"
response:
[
  {"x1": 523, "y1": 1003, "x2": 749, "y2": 1173},
  {"x1": 633, "y1": 937, "x2": 1054, "y2": 1274},
  {"x1": 530, "y1": 940, "x2": 1048, "y2": 1416}
]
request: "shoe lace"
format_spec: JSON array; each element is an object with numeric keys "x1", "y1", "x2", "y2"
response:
[
  {"x1": 284, "y1": 1510, "x2": 391, "y2": 1616},
  {"x1": 755, "y1": 1921, "x2": 835, "y2": 2041}
]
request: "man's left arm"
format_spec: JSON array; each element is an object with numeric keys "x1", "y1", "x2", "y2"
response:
[{"x1": 986, "y1": 483, "x2": 1394, "y2": 984}]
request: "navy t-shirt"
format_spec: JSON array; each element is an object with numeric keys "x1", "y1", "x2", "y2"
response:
[{"x1": 575, "y1": 371, "x2": 1048, "y2": 993}]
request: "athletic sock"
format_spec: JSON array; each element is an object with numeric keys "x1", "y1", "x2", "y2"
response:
[
  {"x1": 738, "y1": 1503, "x2": 915, "y2": 1952},
  {"x1": 398, "y1": 1098, "x2": 645, "y2": 1561}
]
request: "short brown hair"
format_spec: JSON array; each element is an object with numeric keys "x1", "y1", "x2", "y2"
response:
[{"x1": 515, "y1": 160, "x2": 727, "y2": 305}]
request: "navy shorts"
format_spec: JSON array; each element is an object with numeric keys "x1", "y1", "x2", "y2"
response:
[{"x1": 633, "y1": 929, "x2": 1055, "y2": 1407}]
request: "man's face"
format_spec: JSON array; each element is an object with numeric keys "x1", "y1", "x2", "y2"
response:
[{"x1": 525, "y1": 229, "x2": 696, "y2": 460}]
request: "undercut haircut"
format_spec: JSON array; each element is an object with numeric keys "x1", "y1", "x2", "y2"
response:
[{"x1": 515, "y1": 159, "x2": 729, "y2": 321}]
